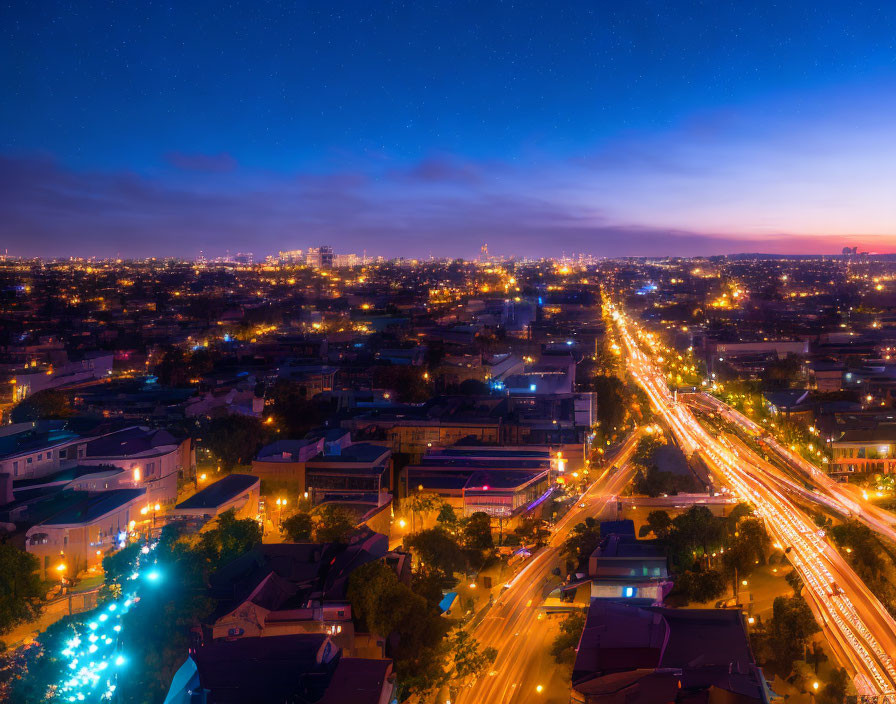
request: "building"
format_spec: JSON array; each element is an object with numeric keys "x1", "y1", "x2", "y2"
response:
[
  {"x1": 403, "y1": 445, "x2": 555, "y2": 528},
  {"x1": 163, "y1": 633, "x2": 395, "y2": 704},
  {"x1": 586, "y1": 521, "x2": 672, "y2": 604},
  {"x1": 205, "y1": 531, "x2": 408, "y2": 657},
  {"x1": 809, "y1": 361, "x2": 845, "y2": 392},
  {"x1": 0, "y1": 421, "x2": 87, "y2": 480},
  {"x1": 24, "y1": 488, "x2": 147, "y2": 578},
  {"x1": 0, "y1": 421, "x2": 193, "y2": 508},
  {"x1": 305, "y1": 246, "x2": 334, "y2": 269},
  {"x1": 80, "y1": 426, "x2": 192, "y2": 508},
  {"x1": 10, "y1": 352, "x2": 114, "y2": 402},
  {"x1": 571, "y1": 600, "x2": 770, "y2": 704},
  {"x1": 251, "y1": 438, "x2": 325, "y2": 487},
  {"x1": 277, "y1": 249, "x2": 304, "y2": 264},
  {"x1": 830, "y1": 424, "x2": 896, "y2": 478},
  {"x1": 170, "y1": 474, "x2": 260, "y2": 524},
  {"x1": 305, "y1": 443, "x2": 392, "y2": 507}
]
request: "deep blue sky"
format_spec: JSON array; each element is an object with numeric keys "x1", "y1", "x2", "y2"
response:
[{"x1": 2, "y1": 1, "x2": 895, "y2": 258}]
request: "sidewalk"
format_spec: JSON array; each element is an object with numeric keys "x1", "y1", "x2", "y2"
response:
[{"x1": 2, "y1": 578, "x2": 103, "y2": 649}]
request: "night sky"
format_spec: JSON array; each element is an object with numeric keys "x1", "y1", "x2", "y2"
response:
[{"x1": 2, "y1": 1, "x2": 895, "y2": 259}]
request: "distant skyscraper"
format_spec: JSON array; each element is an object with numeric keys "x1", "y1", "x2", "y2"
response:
[
  {"x1": 319, "y1": 245, "x2": 334, "y2": 269},
  {"x1": 334, "y1": 253, "x2": 360, "y2": 268},
  {"x1": 305, "y1": 245, "x2": 334, "y2": 268},
  {"x1": 480, "y1": 243, "x2": 489, "y2": 261},
  {"x1": 278, "y1": 249, "x2": 304, "y2": 263}
]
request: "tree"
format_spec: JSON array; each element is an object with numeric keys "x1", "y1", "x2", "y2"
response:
[
  {"x1": 0, "y1": 543, "x2": 42, "y2": 634},
  {"x1": 346, "y1": 561, "x2": 450, "y2": 697},
  {"x1": 10, "y1": 524, "x2": 217, "y2": 704},
  {"x1": 10, "y1": 389, "x2": 73, "y2": 423},
  {"x1": 768, "y1": 594, "x2": 820, "y2": 673},
  {"x1": 667, "y1": 505, "x2": 725, "y2": 565},
  {"x1": 406, "y1": 528, "x2": 467, "y2": 583},
  {"x1": 204, "y1": 414, "x2": 266, "y2": 469},
  {"x1": 818, "y1": 667, "x2": 849, "y2": 704},
  {"x1": 372, "y1": 365, "x2": 432, "y2": 403},
  {"x1": 726, "y1": 502, "x2": 754, "y2": 533},
  {"x1": 436, "y1": 503, "x2": 459, "y2": 533},
  {"x1": 100, "y1": 542, "x2": 143, "y2": 599},
  {"x1": 197, "y1": 508, "x2": 263, "y2": 568},
  {"x1": 405, "y1": 492, "x2": 441, "y2": 532},
  {"x1": 785, "y1": 568, "x2": 804, "y2": 596},
  {"x1": 562, "y1": 517, "x2": 601, "y2": 570},
  {"x1": 551, "y1": 612, "x2": 586, "y2": 664},
  {"x1": 265, "y1": 379, "x2": 324, "y2": 437},
  {"x1": 462, "y1": 512, "x2": 494, "y2": 552},
  {"x1": 632, "y1": 434, "x2": 665, "y2": 467},
  {"x1": 281, "y1": 512, "x2": 314, "y2": 541},
  {"x1": 673, "y1": 569, "x2": 726, "y2": 604},
  {"x1": 808, "y1": 640, "x2": 828, "y2": 674},
  {"x1": 313, "y1": 504, "x2": 357, "y2": 543},
  {"x1": 446, "y1": 629, "x2": 497, "y2": 683},
  {"x1": 830, "y1": 520, "x2": 886, "y2": 585},
  {"x1": 646, "y1": 510, "x2": 672, "y2": 539},
  {"x1": 591, "y1": 375, "x2": 626, "y2": 434}
]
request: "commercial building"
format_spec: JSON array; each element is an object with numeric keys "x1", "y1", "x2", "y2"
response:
[
  {"x1": 305, "y1": 443, "x2": 392, "y2": 507},
  {"x1": 830, "y1": 424, "x2": 896, "y2": 478},
  {"x1": 586, "y1": 521, "x2": 672, "y2": 604}
]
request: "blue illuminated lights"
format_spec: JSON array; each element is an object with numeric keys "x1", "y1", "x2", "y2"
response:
[{"x1": 48, "y1": 540, "x2": 159, "y2": 702}]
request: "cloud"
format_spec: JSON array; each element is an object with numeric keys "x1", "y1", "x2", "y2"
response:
[
  {"x1": 164, "y1": 151, "x2": 237, "y2": 173},
  {"x1": 0, "y1": 133, "x2": 892, "y2": 260}
]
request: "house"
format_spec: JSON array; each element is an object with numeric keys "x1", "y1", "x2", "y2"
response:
[
  {"x1": 205, "y1": 531, "x2": 408, "y2": 658},
  {"x1": 571, "y1": 600, "x2": 770, "y2": 704},
  {"x1": 163, "y1": 633, "x2": 395, "y2": 704}
]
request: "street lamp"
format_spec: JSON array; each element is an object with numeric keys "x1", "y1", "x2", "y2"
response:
[
  {"x1": 276, "y1": 497, "x2": 287, "y2": 527},
  {"x1": 56, "y1": 562, "x2": 67, "y2": 592}
]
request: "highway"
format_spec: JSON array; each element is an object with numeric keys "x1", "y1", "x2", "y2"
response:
[
  {"x1": 453, "y1": 430, "x2": 642, "y2": 704},
  {"x1": 609, "y1": 303, "x2": 896, "y2": 702},
  {"x1": 686, "y1": 391, "x2": 896, "y2": 544}
]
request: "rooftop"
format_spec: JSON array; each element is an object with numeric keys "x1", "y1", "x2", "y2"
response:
[
  {"x1": 175, "y1": 474, "x2": 259, "y2": 510},
  {"x1": 38, "y1": 488, "x2": 146, "y2": 526}
]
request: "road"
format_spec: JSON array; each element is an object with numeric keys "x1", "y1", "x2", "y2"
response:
[
  {"x1": 686, "y1": 391, "x2": 896, "y2": 543},
  {"x1": 453, "y1": 430, "x2": 642, "y2": 704},
  {"x1": 608, "y1": 302, "x2": 896, "y2": 702}
]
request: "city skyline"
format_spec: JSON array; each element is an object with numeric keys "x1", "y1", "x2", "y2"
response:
[{"x1": 3, "y1": 2, "x2": 896, "y2": 258}]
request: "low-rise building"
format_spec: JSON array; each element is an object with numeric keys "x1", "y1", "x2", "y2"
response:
[
  {"x1": 571, "y1": 600, "x2": 770, "y2": 704},
  {"x1": 164, "y1": 633, "x2": 395, "y2": 704},
  {"x1": 305, "y1": 443, "x2": 392, "y2": 507},
  {"x1": 25, "y1": 488, "x2": 146, "y2": 578},
  {"x1": 830, "y1": 424, "x2": 896, "y2": 478},
  {"x1": 586, "y1": 521, "x2": 672, "y2": 604},
  {"x1": 170, "y1": 474, "x2": 260, "y2": 524},
  {"x1": 205, "y1": 531, "x2": 407, "y2": 658}
]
